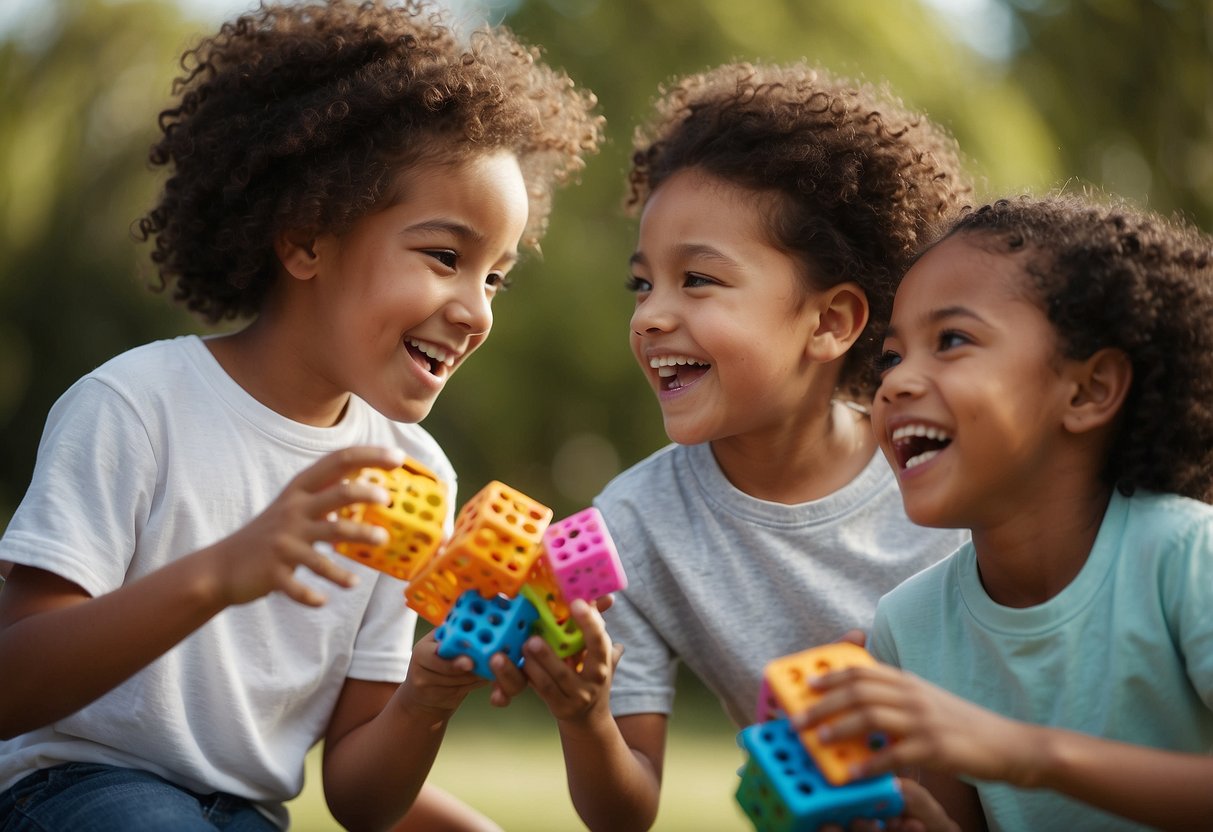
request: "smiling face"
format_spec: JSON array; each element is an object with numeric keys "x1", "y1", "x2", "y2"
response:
[
  {"x1": 872, "y1": 233, "x2": 1076, "y2": 530},
  {"x1": 300, "y1": 150, "x2": 529, "y2": 423},
  {"x1": 627, "y1": 168, "x2": 827, "y2": 446}
]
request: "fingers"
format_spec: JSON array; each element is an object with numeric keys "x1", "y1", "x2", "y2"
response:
[
  {"x1": 836, "y1": 628, "x2": 867, "y2": 648},
  {"x1": 292, "y1": 446, "x2": 407, "y2": 495}
]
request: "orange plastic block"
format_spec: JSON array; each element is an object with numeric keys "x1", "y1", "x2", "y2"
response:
[
  {"x1": 764, "y1": 643, "x2": 886, "y2": 785},
  {"x1": 525, "y1": 554, "x2": 571, "y2": 622},
  {"x1": 333, "y1": 460, "x2": 447, "y2": 582},
  {"x1": 440, "y1": 481, "x2": 553, "y2": 598},
  {"x1": 403, "y1": 557, "x2": 463, "y2": 626}
]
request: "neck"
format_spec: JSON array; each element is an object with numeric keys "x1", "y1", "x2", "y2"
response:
[
  {"x1": 971, "y1": 479, "x2": 1113, "y2": 608},
  {"x1": 709, "y1": 399, "x2": 876, "y2": 504},
  {"x1": 206, "y1": 307, "x2": 351, "y2": 427}
]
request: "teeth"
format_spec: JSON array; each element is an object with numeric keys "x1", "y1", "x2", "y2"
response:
[
  {"x1": 649, "y1": 355, "x2": 706, "y2": 369},
  {"x1": 657, "y1": 367, "x2": 677, "y2": 378},
  {"x1": 904, "y1": 449, "x2": 941, "y2": 470},
  {"x1": 406, "y1": 337, "x2": 455, "y2": 367},
  {"x1": 891, "y1": 424, "x2": 952, "y2": 443}
]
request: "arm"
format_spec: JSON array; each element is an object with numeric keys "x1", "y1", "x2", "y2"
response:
[
  {"x1": 504, "y1": 599, "x2": 666, "y2": 831},
  {"x1": 320, "y1": 632, "x2": 487, "y2": 831},
  {"x1": 0, "y1": 445, "x2": 405, "y2": 739},
  {"x1": 801, "y1": 663, "x2": 1213, "y2": 831}
]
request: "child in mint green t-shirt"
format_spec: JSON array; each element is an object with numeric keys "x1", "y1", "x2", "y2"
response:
[{"x1": 803, "y1": 193, "x2": 1213, "y2": 831}]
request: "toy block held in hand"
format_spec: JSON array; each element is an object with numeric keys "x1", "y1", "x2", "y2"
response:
[
  {"x1": 764, "y1": 643, "x2": 887, "y2": 785},
  {"x1": 434, "y1": 589, "x2": 540, "y2": 680},
  {"x1": 735, "y1": 718, "x2": 903, "y2": 832},
  {"x1": 520, "y1": 584, "x2": 585, "y2": 658},
  {"x1": 333, "y1": 459, "x2": 447, "y2": 581},
  {"x1": 403, "y1": 557, "x2": 463, "y2": 626},
  {"x1": 440, "y1": 481, "x2": 553, "y2": 598},
  {"x1": 754, "y1": 675, "x2": 782, "y2": 724},
  {"x1": 542, "y1": 507, "x2": 627, "y2": 603}
]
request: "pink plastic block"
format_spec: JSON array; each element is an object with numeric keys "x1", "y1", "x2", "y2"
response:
[
  {"x1": 542, "y1": 507, "x2": 627, "y2": 603},
  {"x1": 755, "y1": 675, "x2": 783, "y2": 723}
]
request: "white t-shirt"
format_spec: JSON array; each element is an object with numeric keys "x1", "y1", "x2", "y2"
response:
[{"x1": 0, "y1": 336, "x2": 457, "y2": 828}]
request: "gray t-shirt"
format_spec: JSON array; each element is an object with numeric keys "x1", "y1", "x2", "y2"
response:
[{"x1": 595, "y1": 441, "x2": 967, "y2": 727}]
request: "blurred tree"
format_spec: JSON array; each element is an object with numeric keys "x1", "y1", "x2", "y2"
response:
[{"x1": 0, "y1": 0, "x2": 202, "y2": 523}]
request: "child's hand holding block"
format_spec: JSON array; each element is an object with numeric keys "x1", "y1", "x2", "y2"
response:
[
  {"x1": 333, "y1": 458, "x2": 447, "y2": 582},
  {"x1": 764, "y1": 642, "x2": 888, "y2": 786}
]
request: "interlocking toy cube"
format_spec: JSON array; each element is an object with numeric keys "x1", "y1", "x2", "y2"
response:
[
  {"x1": 735, "y1": 718, "x2": 903, "y2": 832},
  {"x1": 442, "y1": 481, "x2": 553, "y2": 597},
  {"x1": 434, "y1": 589, "x2": 540, "y2": 680},
  {"x1": 755, "y1": 675, "x2": 782, "y2": 724},
  {"x1": 764, "y1": 643, "x2": 887, "y2": 785},
  {"x1": 333, "y1": 460, "x2": 447, "y2": 581},
  {"x1": 520, "y1": 584, "x2": 585, "y2": 658},
  {"x1": 404, "y1": 482, "x2": 552, "y2": 625},
  {"x1": 542, "y1": 507, "x2": 627, "y2": 602}
]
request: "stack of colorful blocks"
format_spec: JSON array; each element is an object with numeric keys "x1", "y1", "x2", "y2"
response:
[
  {"x1": 736, "y1": 643, "x2": 905, "y2": 831},
  {"x1": 334, "y1": 461, "x2": 627, "y2": 679}
]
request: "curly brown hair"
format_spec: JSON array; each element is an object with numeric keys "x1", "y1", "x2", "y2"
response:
[
  {"x1": 627, "y1": 62, "x2": 972, "y2": 399},
  {"x1": 942, "y1": 194, "x2": 1213, "y2": 502},
  {"x1": 136, "y1": 0, "x2": 603, "y2": 323}
]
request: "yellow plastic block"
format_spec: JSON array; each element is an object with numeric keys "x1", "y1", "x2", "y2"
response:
[
  {"x1": 764, "y1": 642, "x2": 885, "y2": 785},
  {"x1": 334, "y1": 459, "x2": 447, "y2": 582},
  {"x1": 520, "y1": 584, "x2": 584, "y2": 658}
]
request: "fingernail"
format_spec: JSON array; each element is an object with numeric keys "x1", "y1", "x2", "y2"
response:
[
  {"x1": 370, "y1": 526, "x2": 389, "y2": 544},
  {"x1": 386, "y1": 447, "x2": 407, "y2": 465},
  {"x1": 371, "y1": 486, "x2": 391, "y2": 504},
  {"x1": 817, "y1": 725, "x2": 833, "y2": 742}
]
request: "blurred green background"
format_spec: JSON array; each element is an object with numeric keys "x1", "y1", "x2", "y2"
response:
[{"x1": 1, "y1": 0, "x2": 1210, "y2": 829}]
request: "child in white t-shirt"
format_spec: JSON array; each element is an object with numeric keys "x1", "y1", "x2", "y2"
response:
[{"x1": 0, "y1": 2, "x2": 601, "y2": 830}]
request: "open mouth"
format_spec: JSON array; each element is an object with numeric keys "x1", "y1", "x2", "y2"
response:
[
  {"x1": 405, "y1": 337, "x2": 455, "y2": 378},
  {"x1": 650, "y1": 355, "x2": 711, "y2": 391},
  {"x1": 891, "y1": 424, "x2": 953, "y2": 470}
]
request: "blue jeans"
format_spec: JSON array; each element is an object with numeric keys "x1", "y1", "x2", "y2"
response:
[{"x1": 0, "y1": 763, "x2": 278, "y2": 831}]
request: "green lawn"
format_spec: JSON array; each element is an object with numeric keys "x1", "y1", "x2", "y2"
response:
[{"x1": 286, "y1": 684, "x2": 752, "y2": 831}]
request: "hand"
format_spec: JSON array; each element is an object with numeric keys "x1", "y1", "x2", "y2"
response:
[
  {"x1": 209, "y1": 446, "x2": 406, "y2": 608},
  {"x1": 885, "y1": 778, "x2": 961, "y2": 832},
  {"x1": 519, "y1": 598, "x2": 623, "y2": 724},
  {"x1": 398, "y1": 631, "x2": 487, "y2": 718},
  {"x1": 794, "y1": 662, "x2": 1030, "y2": 785}
]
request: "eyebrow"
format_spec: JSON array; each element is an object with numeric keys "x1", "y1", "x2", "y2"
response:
[
  {"x1": 629, "y1": 242, "x2": 741, "y2": 270},
  {"x1": 404, "y1": 219, "x2": 519, "y2": 267},
  {"x1": 885, "y1": 305, "x2": 987, "y2": 340}
]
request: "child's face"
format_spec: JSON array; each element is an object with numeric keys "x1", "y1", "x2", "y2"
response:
[
  {"x1": 305, "y1": 150, "x2": 528, "y2": 423},
  {"x1": 628, "y1": 168, "x2": 822, "y2": 445},
  {"x1": 872, "y1": 234, "x2": 1073, "y2": 529}
]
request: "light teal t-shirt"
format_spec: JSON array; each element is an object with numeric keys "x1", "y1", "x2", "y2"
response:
[{"x1": 871, "y1": 489, "x2": 1213, "y2": 832}]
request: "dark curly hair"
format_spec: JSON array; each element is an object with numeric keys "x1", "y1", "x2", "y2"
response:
[
  {"x1": 942, "y1": 194, "x2": 1213, "y2": 502},
  {"x1": 136, "y1": 0, "x2": 603, "y2": 323},
  {"x1": 627, "y1": 62, "x2": 972, "y2": 399}
]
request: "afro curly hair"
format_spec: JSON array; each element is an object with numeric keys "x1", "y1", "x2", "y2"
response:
[
  {"x1": 136, "y1": 0, "x2": 603, "y2": 323},
  {"x1": 941, "y1": 193, "x2": 1213, "y2": 502},
  {"x1": 627, "y1": 61, "x2": 972, "y2": 400}
]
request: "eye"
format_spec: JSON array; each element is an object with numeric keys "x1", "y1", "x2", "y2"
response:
[
  {"x1": 874, "y1": 350, "x2": 902, "y2": 374},
  {"x1": 626, "y1": 275, "x2": 652, "y2": 293},
  {"x1": 424, "y1": 249, "x2": 458, "y2": 269},
  {"x1": 683, "y1": 272, "x2": 714, "y2": 288},
  {"x1": 486, "y1": 273, "x2": 513, "y2": 293},
  {"x1": 936, "y1": 329, "x2": 971, "y2": 352}
]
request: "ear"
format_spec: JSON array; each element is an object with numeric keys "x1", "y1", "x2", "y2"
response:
[
  {"x1": 1062, "y1": 347, "x2": 1132, "y2": 434},
  {"x1": 806, "y1": 282, "x2": 870, "y2": 363},
  {"x1": 273, "y1": 230, "x2": 321, "y2": 280}
]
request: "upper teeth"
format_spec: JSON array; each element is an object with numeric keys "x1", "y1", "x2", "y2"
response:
[
  {"x1": 407, "y1": 337, "x2": 455, "y2": 367},
  {"x1": 892, "y1": 424, "x2": 951, "y2": 443},
  {"x1": 650, "y1": 355, "x2": 705, "y2": 377}
]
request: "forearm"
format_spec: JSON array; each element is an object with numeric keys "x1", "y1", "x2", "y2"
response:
[
  {"x1": 322, "y1": 694, "x2": 455, "y2": 832},
  {"x1": 1025, "y1": 725, "x2": 1213, "y2": 830},
  {"x1": 559, "y1": 713, "x2": 662, "y2": 832},
  {"x1": 0, "y1": 556, "x2": 225, "y2": 738}
]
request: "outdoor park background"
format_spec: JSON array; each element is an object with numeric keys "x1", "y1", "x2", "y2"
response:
[{"x1": 0, "y1": 0, "x2": 1209, "y2": 829}]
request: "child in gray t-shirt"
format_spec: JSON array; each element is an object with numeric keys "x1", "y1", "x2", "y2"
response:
[{"x1": 490, "y1": 61, "x2": 974, "y2": 830}]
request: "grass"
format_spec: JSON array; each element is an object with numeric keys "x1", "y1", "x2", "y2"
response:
[{"x1": 285, "y1": 679, "x2": 753, "y2": 831}]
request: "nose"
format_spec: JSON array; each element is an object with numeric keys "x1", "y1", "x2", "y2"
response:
[
  {"x1": 876, "y1": 358, "x2": 926, "y2": 403},
  {"x1": 630, "y1": 294, "x2": 675, "y2": 337},
  {"x1": 446, "y1": 281, "x2": 493, "y2": 336}
]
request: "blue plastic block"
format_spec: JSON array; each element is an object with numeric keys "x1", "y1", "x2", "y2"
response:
[
  {"x1": 735, "y1": 718, "x2": 904, "y2": 832},
  {"x1": 434, "y1": 590, "x2": 539, "y2": 680}
]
